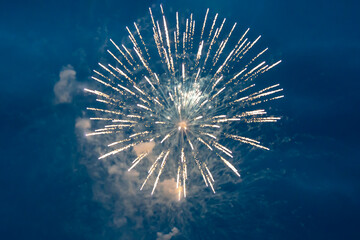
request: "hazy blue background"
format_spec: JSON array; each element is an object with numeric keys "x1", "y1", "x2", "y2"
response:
[{"x1": 1, "y1": 0, "x2": 359, "y2": 239}]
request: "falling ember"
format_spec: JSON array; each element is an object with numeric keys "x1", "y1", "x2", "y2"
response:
[{"x1": 85, "y1": 5, "x2": 283, "y2": 200}]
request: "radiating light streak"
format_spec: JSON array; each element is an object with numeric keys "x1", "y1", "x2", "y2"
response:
[
  {"x1": 151, "y1": 150, "x2": 170, "y2": 195},
  {"x1": 98, "y1": 143, "x2": 136, "y2": 160},
  {"x1": 129, "y1": 152, "x2": 149, "y2": 171},
  {"x1": 86, "y1": 131, "x2": 113, "y2": 136},
  {"x1": 197, "y1": 137, "x2": 213, "y2": 151},
  {"x1": 110, "y1": 39, "x2": 134, "y2": 67},
  {"x1": 200, "y1": 9, "x2": 209, "y2": 40},
  {"x1": 130, "y1": 131, "x2": 150, "y2": 138},
  {"x1": 107, "y1": 138, "x2": 131, "y2": 147},
  {"x1": 217, "y1": 154, "x2": 240, "y2": 177},
  {"x1": 137, "y1": 104, "x2": 152, "y2": 111}
]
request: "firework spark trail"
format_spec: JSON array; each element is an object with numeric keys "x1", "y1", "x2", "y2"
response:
[{"x1": 85, "y1": 5, "x2": 283, "y2": 199}]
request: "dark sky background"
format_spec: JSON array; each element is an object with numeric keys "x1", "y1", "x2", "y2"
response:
[{"x1": 1, "y1": 0, "x2": 360, "y2": 239}]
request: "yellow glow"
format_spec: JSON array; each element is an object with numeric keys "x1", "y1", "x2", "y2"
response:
[{"x1": 178, "y1": 121, "x2": 187, "y2": 130}]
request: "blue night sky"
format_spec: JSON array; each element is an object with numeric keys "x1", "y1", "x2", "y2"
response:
[{"x1": 1, "y1": 0, "x2": 359, "y2": 239}]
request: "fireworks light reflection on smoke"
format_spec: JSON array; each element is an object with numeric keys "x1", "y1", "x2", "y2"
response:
[{"x1": 85, "y1": 4, "x2": 283, "y2": 200}]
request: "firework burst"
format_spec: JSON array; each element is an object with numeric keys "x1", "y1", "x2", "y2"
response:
[{"x1": 85, "y1": 5, "x2": 283, "y2": 199}]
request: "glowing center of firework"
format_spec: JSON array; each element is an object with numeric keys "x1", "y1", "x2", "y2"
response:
[{"x1": 178, "y1": 121, "x2": 188, "y2": 130}]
